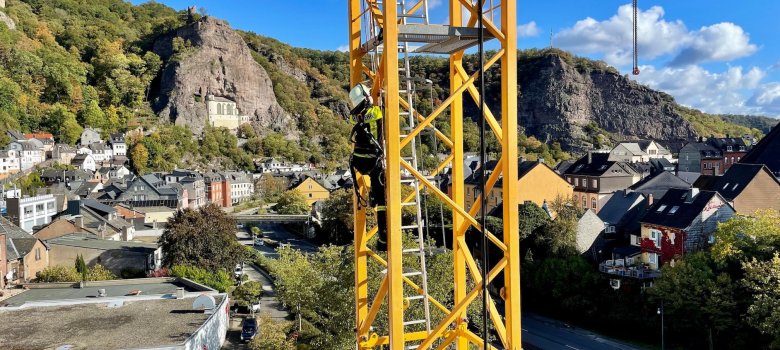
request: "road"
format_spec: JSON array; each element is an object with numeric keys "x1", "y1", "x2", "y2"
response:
[
  {"x1": 247, "y1": 223, "x2": 318, "y2": 257},
  {"x1": 521, "y1": 313, "x2": 644, "y2": 350}
]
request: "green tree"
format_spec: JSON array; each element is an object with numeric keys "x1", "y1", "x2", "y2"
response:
[
  {"x1": 250, "y1": 315, "x2": 297, "y2": 350},
  {"x1": 649, "y1": 252, "x2": 739, "y2": 349},
  {"x1": 159, "y1": 204, "x2": 249, "y2": 272},
  {"x1": 319, "y1": 189, "x2": 353, "y2": 244},
  {"x1": 711, "y1": 210, "x2": 780, "y2": 265},
  {"x1": 257, "y1": 175, "x2": 286, "y2": 202},
  {"x1": 79, "y1": 100, "x2": 105, "y2": 128},
  {"x1": 275, "y1": 190, "x2": 310, "y2": 215},
  {"x1": 75, "y1": 254, "x2": 88, "y2": 281},
  {"x1": 44, "y1": 104, "x2": 83, "y2": 145},
  {"x1": 743, "y1": 253, "x2": 780, "y2": 348},
  {"x1": 233, "y1": 281, "x2": 263, "y2": 307}
]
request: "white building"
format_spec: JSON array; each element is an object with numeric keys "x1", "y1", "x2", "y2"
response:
[
  {"x1": 109, "y1": 133, "x2": 126, "y2": 156},
  {"x1": 0, "y1": 150, "x2": 20, "y2": 178},
  {"x1": 88, "y1": 142, "x2": 113, "y2": 162},
  {"x1": 8, "y1": 140, "x2": 44, "y2": 170},
  {"x1": 80, "y1": 128, "x2": 102, "y2": 146},
  {"x1": 206, "y1": 95, "x2": 250, "y2": 132},
  {"x1": 226, "y1": 172, "x2": 254, "y2": 205},
  {"x1": 7, "y1": 194, "x2": 58, "y2": 232},
  {"x1": 71, "y1": 154, "x2": 96, "y2": 172},
  {"x1": 608, "y1": 140, "x2": 674, "y2": 163}
]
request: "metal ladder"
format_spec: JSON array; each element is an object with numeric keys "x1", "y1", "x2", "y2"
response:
[{"x1": 396, "y1": 0, "x2": 433, "y2": 345}]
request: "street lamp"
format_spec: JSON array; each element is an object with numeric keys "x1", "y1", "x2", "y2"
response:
[{"x1": 657, "y1": 301, "x2": 665, "y2": 350}]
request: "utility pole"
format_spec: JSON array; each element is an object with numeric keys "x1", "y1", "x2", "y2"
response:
[{"x1": 658, "y1": 301, "x2": 665, "y2": 350}]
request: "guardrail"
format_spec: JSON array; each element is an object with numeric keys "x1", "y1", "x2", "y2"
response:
[
  {"x1": 598, "y1": 263, "x2": 661, "y2": 279},
  {"x1": 232, "y1": 214, "x2": 310, "y2": 223}
]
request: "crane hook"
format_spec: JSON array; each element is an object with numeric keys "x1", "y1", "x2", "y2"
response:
[{"x1": 632, "y1": 0, "x2": 640, "y2": 75}]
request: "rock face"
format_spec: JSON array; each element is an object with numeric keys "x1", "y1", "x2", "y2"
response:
[
  {"x1": 151, "y1": 17, "x2": 291, "y2": 135},
  {"x1": 0, "y1": 0, "x2": 16, "y2": 31},
  {"x1": 517, "y1": 53, "x2": 697, "y2": 150}
]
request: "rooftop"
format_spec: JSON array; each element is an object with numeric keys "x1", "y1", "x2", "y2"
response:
[
  {"x1": 1, "y1": 279, "x2": 198, "y2": 307},
  {"x1": 46, "y1": 233, "x2": 157, "y2": 251},
  {"x1": 0, "y1": 294, "x2": 224, "y2": 349}
]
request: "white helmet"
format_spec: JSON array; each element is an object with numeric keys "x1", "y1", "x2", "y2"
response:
[{"x1": 349, "y1": 83, "x2": 372, "y2": 115}]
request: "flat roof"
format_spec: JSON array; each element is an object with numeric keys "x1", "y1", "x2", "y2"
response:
[
  {"x1": 46, "y1": 233, "x2": 158, "y2": 251},
  {"x1": 0, "y1": 295, "x2": 225, "y2": 349},
  {"x1": 1, "y1": 280, "x2": 194, "y2": 307}
]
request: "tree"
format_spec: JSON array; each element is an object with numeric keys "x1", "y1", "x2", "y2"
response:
[
  {"x1": 251, "y1": 226, "x2": 263, "y2": 239},
  {"x1": 250, "y1": 315, "x2": 297, "y2": 350},
  {"x1": 159, "y1": 204, "x2": 249, "y2": 272},
  {"x1": 130, "y1": 143, "x2": 150, "y2": 175},
  {"x1": 743, "y1": 253, "x2": 780, "y2": 348},
  {"x1": 319, "y1": 189, "x2": 353, "y2": 244},
  {"x1": 44, "y1": 104, "x2": 83, "y2": 145},
  {"x1": 275, "y1": 190, "x2": 310, "y2": 215},
  {"x1": 233, "y1": 281, "x2": 263, "y2": 307},
  {"x1": 79, "y1": 100, "x2": 105, "y2": 128},
  {"x1": 169, "y1": 265, "x2": 233, "y2": 292},
  {"x1": 75, "y1": 254, "x2": 87, "y2": 281},
  {"x1": 711, "y1": 210, "x2": 780, "y2": 266},
  {"x1": 649, "y1": 252, "x2": 739, "y2": 349},
  {"x1": 257, "y1": 175, "x2": 286, "y2": 202}
]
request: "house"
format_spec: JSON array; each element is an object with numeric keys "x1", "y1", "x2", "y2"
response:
[
  {"x1": 678, "y1": 141, "x2": 721, "y2": 174},
  {"x1": 8, "y1": 140, "x2": 44, "y2": 170},
  {"x1": 203, "y1": 172, "x2": 231, "y2": 208},
  {"x1": 24, "y1": 132, "x2": 54, "y2": 141},
  {"x1": 51, "y1": 143, "x2": 78, "y2": 165},
  {"x1": 608, "y1": 140, "x2": 674, "y2": 163},
  {"x1": 740, "y1": 122, "x2": 780, "y2": 177},
  {"x1": 639, "y1": 188, "x2": 735, "y2": 270},
  {"x1": 597, "y1": 190, "x2": 650, "y2": 261},
  {"x1": 226, "y1": 172, "x2": 255, "y2": 205},
  {"x1": 206, "y1": 94, "x2": 250, "y2": 132},
  {"x1": 705, "y1": 137, "x2": 751, "y2": 175},
  {"x1": 693, "y1": 163, "x2": 780, "y2": 215},
  {"x1": 629, "y1": 171, "x2": 691, "y2": 200},
  {"x1": 41, "y1": 169, "x2": 94, "y2": 185},
  {"x1": 109, "y1": 133, "x2": 126, "y2": 156},
  {"x1": 464, "y1": 160, "x2": 574, "y2": 215},
  {"x1": 165, "y1": 170, "x2": 206, "y2": 209},
  {"x1": 292, "y1": 177, "x2": 330, "y2": 206},
  {"x1": 6, "y1": 194, "x2": 58, "y2": 232},
  {"x1": 117, "y1": 174, "x2": 185, "y2": 209},
  {"x1": 1, "y1": 217, "x2": 49, "y2": 284},
  {"x1": 577, "y1": 209, "x2": 606, "y2": 261},
  {"x1": 45, "y1": 233, "x2": 160, "y2": 275},
  {"x1": 0, "y1": 150, "x2": 20, "y2": 179},
  {"x1": 563, "y1": 152, "x2": 641, "y2": 213},
  {"x1": 6, "y1": 130, "x2": 25, "y2": 142},
  {"x1": 79, "y1": 127, "x2": 102, "y2": 146},
  {"x1": 63, "y1": 199, "x2": 136, "y2": 241},
  {"x1": 88, "y1": 142, "x2": 113, "y2": 162},
  {"x1": 71, "y1": 153, "x2": 96, "y2": 172}
]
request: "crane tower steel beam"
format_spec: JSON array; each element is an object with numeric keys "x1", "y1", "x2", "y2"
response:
[{"x1": 349, "y1": 1, "x2": 520, "y2": 348}]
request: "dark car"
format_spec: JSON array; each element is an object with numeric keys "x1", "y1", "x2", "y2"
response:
[{"x1": 240, "y1": 318, "x2": 258, "y2": 342}]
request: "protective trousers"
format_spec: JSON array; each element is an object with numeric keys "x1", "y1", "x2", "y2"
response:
[{"x1": 351, "y1": 155, "x2": 387, "y2": 251}]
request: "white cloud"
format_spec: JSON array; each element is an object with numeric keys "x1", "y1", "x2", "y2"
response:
[
  {"x1": 554, "y1": 4, "x2": 757, "y2": 67},
  {"x1": 427, "y1": 0, "x2": 443, "y2": 9},
  {"x1": 636, "y1": 65, "x2": 766, "y2": 115},
  {"x1": 748, "y1": 83, "x2": 780, "y2": 115},
  {"x1": 336, "y1": 44, "x2": 349, "y2": 52},
  {"x1": 670, "y1": 23, "x2": 757, "y2": 66},
  {"x1": 517, "y1": 21, "x2": 541, "y2": 38}
]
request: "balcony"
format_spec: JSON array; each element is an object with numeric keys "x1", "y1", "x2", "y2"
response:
[{"x1": 599, "y1": 259, "x2": 660, "y2": 279}]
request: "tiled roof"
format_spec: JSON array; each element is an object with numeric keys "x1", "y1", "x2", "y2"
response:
[
  {"x1": 740, "y1": 122, "x2": 780, "y2": 175},
  {"x1": 694, "y1": 163, "x2": 778, "y2": 201},
  {"x1": 630, "y1": 171, "x2": 690, "y2": 199}
]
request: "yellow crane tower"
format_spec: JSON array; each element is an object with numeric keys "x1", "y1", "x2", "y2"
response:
[{"x1": 348, "y1": 0, "x2": 520, "y2": 349}]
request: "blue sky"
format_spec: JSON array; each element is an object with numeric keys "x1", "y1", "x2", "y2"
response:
[{"x1": 133, "y1": 1, "x2": 780, "y2": 117}]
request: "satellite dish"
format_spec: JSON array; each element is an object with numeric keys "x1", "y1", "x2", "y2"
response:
[{"x1": 192, "y1": 294, "x2": 216, "y2": 313}]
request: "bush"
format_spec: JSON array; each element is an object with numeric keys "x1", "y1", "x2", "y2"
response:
[
  {"x1": 87, "y1": 264, "x2": 116, "y2": 281},
  {"x1": 36, "y1": 265, "x2": 81, "y2": 282},
  {"x1": 170, "y1": 265, "x2": 233, "y2": 292}
]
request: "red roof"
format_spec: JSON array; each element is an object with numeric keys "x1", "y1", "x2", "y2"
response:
[{"x1": 24, "y1": 133, "x2": 54, "y2": 140}]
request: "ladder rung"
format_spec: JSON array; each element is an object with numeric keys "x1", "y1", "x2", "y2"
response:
[
  {"x1": 399, "y1": 14, "x2": 425, "y2": 18},
  {"x1": 401, "y1": 225, "x2": 419, "y2": 230},
  {"x1": 401, "y1": 202, "x2": 417, "y2": 207},
  {"x1": 399, "y1": 111, "x2": 411, "y2": 116},
  {"x1": 403, "y1": 271, "x2": 422, "y2": 277},
  {"x1": 406, "y1": 295, "x2": 425, "y2": 300},
  {"x1": 403, "y1": 248, "x2": 422, "y2": 254},
  {"x1": 403, "y1": 319, "x2": 427, "y2": 326}
]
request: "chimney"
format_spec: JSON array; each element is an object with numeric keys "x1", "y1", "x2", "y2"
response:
[
  {"x1": 587, "y1": 152, "x2": 592, "y2": 164},
  {"x1": 647, "y1": 193, "x2": 653, "y2": 206},
  {"x1": 75, "y1": 215, "x2": 84, "y2": 228},
  {"x1": 176, "y1": 287, "x2": 185, "y2": 299}
]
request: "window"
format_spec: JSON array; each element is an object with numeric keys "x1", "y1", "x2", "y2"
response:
[
  {"x1": 727, "y1": 146, "x2": 733, "y2": 152},
  {"x1": 656, "y1": 204, "x2": 667, "y2": 212},
  {"x1": 574, "y1": 178, "x2": 579, "y2": 186},
  {"x1": 592, "y1": 179, "x2": 598, "y2": 188},
  {"x1": 582, "y1": 197, "x2": 587, "y2": 208},
  {"x1": 567, "y1": 177, "x2": 572, "y2": 184},
  {"x1": 649, "y1": 253, "x2": 659, "y2": 266},
  {"x1": 308, "y1": 193, "x2": 313, "y2": 198},
  {"x1": 35, "y1": 204, "x2": 44, "y2": 211},
  {"x1": 722, "y1": 183, "x2": 730, "y2": 190},
  {"x1": 668, "y1": 206, "x2": 679, "y2": 214},
  {"x1": 649, "y1": 229, "x2": 662, "y2": 248},
  {"x1": 46, "y1": 202, "x2": 54, "y2": 210},
  {"x1": 591, "y1": 198, "x2": 597, "y2": 209},
  {"x1": 35, "y1": 248, "x2": 40, "y2": 261},
  {"x1": 732, "y1": 183, "x2": 739, "y2": 191},
  {"x1": 605, "y1": 225, "x2": 615, "y2": 233}
]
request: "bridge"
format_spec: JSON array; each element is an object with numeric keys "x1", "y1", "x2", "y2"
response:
[{"x1": 231, "y1": 214, "x2": 310, "y2": 224}]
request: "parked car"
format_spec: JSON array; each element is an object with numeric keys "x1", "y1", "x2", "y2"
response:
[
  {"x1": 234, "y1": 264, "x2": 243, "y2": 279},
  {"x1": 254, "y1": 237, "x2": 264, "y2": 246},
  {"x1": 240, "y1": 318, "x2": 257, "y2": 342}
]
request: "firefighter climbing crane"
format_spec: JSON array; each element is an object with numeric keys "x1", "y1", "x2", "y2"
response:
[{"x1": 348, "y1": 0, "x2": 520, "y2": 349}]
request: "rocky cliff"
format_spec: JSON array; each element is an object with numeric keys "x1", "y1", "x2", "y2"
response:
[
  {"x1": 517, "y1": 50, "x2": 698, "y2": 149},
  {"x1": 151, "y1": 17, "x2": 292, "y2": 135}
]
